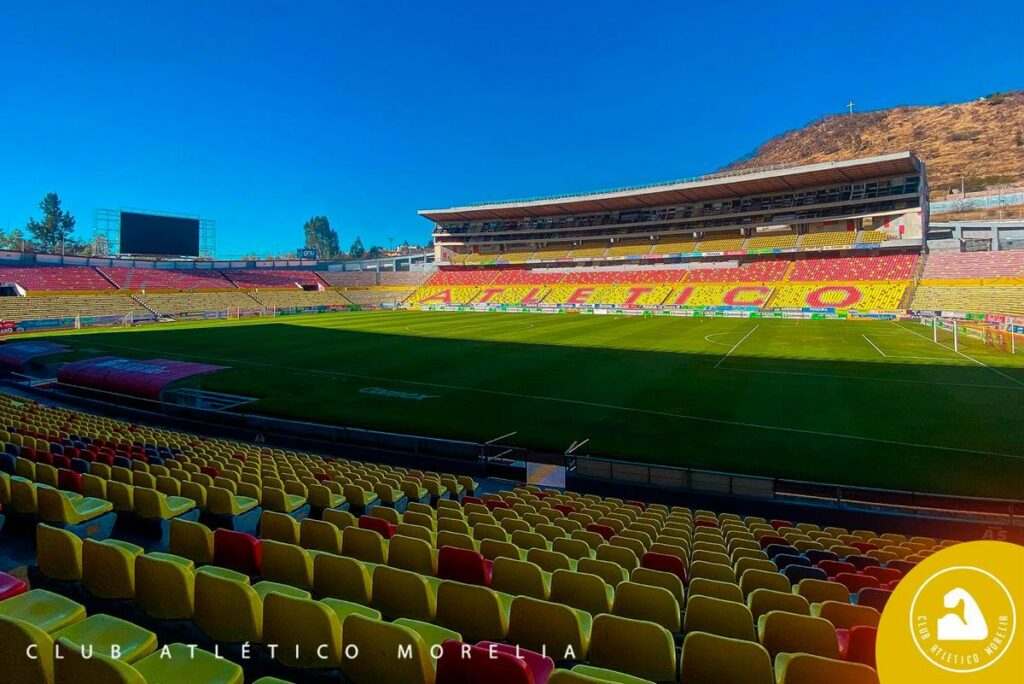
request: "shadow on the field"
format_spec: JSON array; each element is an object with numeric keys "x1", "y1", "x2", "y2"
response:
[{"x1": 38, "y1": 319, "x2": 1024, "y2": 499}]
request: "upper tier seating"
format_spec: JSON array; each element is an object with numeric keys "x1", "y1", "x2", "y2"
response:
[
  {"x1": 378, "y1": 271, "x2": 432, "y2": 286},
  {"x1": 651, "y1": 235, "x2": 700, "y2": 255},
  {"x1": 0, "y1": 295, "x2": 149, "y2": 321},
  {"x1": 605, "y1": 239, "x2": 654, "y2": 257},
  {"x1": 0, "y1": 267, "x2": 115, "y2": 292},
  {"x1": 100, "y1": 268, "x2": 233, "y2": 291},
  {"x1": 427, "y1": 270, "x2": 496, "y2": 286},
  {"x1": 921, "y1": 250, "x2": 1024, "y2": 280},
  {"x1": 696, "y1": 233, "x2": 747, "y2": 252},
  {"x1": 316, "y1": 270, "x2": 378, "y2": 287},
  {"x1": 532, "y1": 245, "x2": 572, "y2": 260},
  {"x1": 222, "y1": 270, "x2": 326, "y2": 289},
  {"x1": 746, "y1": 232, "x2": 798, "y2": 250},
  {"x1": 568, "y1": 244, "x2": 609, "y2": 259},
  {"x1": 798, "y1": 231, "x2": 858, "y2": 249},
  {"x1": 686, "y1": 261, "x2": 790, "y2": 283},
  {"x1": 857, "y1": 230, "x2": 889, "y2": 244},
  {"x1": 787, "y1": 255, "x2": 918, "y2": 282}
]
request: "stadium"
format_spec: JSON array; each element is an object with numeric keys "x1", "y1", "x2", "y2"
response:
[{"x1": 0, "y1": 142, "x2": 1021, "y2": 684}]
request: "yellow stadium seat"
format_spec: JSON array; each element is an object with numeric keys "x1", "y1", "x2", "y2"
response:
[
  {"x1": 136, "y1": 552, "x2": 196, "y2": 620},
  {"x1": 263, "y1": 591, "x2": 343, "y2": 669},
  {"x1": 342, "y1": 614, "x2": 433, "y2": 684},
  {"x1": 435, "y1": 580, "x2": 512, "y2": 641},
  {"x1": 508, "y1": 595, "x2": 592, "y2": 660},
  {"x1": 83, "y1": 538, "x2": 143, "y2": 599},
  {"x1": 388, "y1": 534, "x2": 438, "y2": 575},
  {"x1": 371, "y1": 565, "x2": 437, "y2": 621},
  {"x1": 612, "y1": 581, "x2": 680, "y2": 632},
  {"x1": 313, "y1": 553, "x2": 373, "y2": 604},
  {"x1": 169, "y1": 518, "x2": 214, "y2": 564},
  {"x1": 589, "y1": 613, "x2": 677, "y2": 682},
  {"x1": 688, "y1": 577, "x2": 743, "y2": 604},
  {"x1": 758, "y1": 610, "x2": 840, "y2": 659},
  {"x1": 683, "y1": 594, "x2": 756, "y2": 641},
  {"x1": 812, "y1": 601, "x2": 881, "y2": 630},
  {"x1": 36, "y1": 523, "x2": 83, "y2": 581},
  {"x1": 775, "y1": 652, "x2": 880, "y2": 684},
  {"x1": 679, "y1": 631, "x2": 774, "y2": 684},
  {"x1": 343, "y1": 526, "x2": 389, "y2": 563},
  {"x1": 796, "y1": 578, "x2": 851, "y2": 605},
  {"x1": 261, "y1": 540, "x2": 315, "y2": 591},
  {"x1": 578, "y1": 557, "x2": 628, "y2": 586},
  {"x1": 491, "y1": 557, "x2": 552, "y2": 600}
]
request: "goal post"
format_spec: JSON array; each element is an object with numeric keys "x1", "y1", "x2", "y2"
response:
[{"x1": 916, "y1": 314, "x2": 1019, "y2": 354}]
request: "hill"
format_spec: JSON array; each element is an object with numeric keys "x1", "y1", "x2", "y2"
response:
[{"x1": 725, "y1": 91, "x2": 1024, "y2": 197}]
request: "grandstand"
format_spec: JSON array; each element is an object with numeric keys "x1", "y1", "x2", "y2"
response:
[
  {"x1": 409, "y1": 255, "x2": 917, "y2": 314},
  {"x1": 911, "y1": 250, "x2": 1024, "y2": 315},
  {"x1": 422, "y1": 153, "x2": 927, "y2": 266},
  {"x1": 0, "y1": 392, "x2": 974, "y2": 684}
]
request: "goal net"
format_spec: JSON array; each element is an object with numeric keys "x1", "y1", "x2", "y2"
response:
[{"x1": 918, "y1": 316, "x2": 1018, "y2": 354}]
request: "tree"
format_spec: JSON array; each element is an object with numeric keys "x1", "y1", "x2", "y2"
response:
[
  {"x1": 349, "y1": 236, "x2": 366, "y2": 259},
  {"x1": 2, "y1": 228, "x2": 30, "y2": 251},
  {"x1": 367, "y1": 245, "x2": 385, "y2": 258},
  {"x1": 302, "y1": 215, "x2": 340, "y2": 258},
  {"x1": 26, "y1": 192, "x2": 76, "y2": 253}
]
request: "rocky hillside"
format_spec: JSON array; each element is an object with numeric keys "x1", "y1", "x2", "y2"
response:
[{"x1": 725, "y1": 91, "x2": 1024, "y2": 197}]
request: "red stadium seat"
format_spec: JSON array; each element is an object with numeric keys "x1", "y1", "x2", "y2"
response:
[
  {"x1": 838, "y1": 626, "x2": 877, "y2": 668},
  {"x1": 478, "y1": 641, "x2": 555, "y2": 684},
  {"x1": 758, "y1": 536, "x2": 788, "y2": 549},
  {"x1": 0, "y1": 571, "x2": 29, "y2": 601},
  {"x1": 485, "y1": 500, "x2": 512, "y2": 511},
  {"x1": 856, "y1": 588, "x2": 892, "y2": 613},
  {"x1": 863, "y1": 567, "x2": 901, "y2": 585},
  {"x1": 587, "y1": 524, "x2": 615, "y2": 541},
  {"x1": 770, "y1": 519, "x2": 792, "y2": 530},
  {"x1": 213, "y1": 529, "x2": 262, "y2": 575},
  {"x1": 818, "y1": 560, "x2": 856, "y2": 577},
  {"x1": 834, "y1": 572, "x2": 880, "y2": 594},
  {"x1": 438, "y1": 546, "x2": 493, "y2": 586},
  {"x1": 57, "y1": 468, "x2": 83, "y2": 495},
  {"x1": 359, "y1": 515, "x2": 396, "y2": 539},
  {"x1": 641, "y1": 551, "x2": 687, "y2": 585},
  {"x1": 849, "y1": 542, "x2": 877, "y2": 554}
]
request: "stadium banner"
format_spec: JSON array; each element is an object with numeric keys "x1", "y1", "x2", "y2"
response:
[
  {"x1": 58, "y1": 356, "x2": 227, "y2": 400},
  {"x1": 0, "y1": 340, "x2": 70, "y2": 370},
  {"x1": 0, "y1": 320, "x2": 16, "y2": 334}
]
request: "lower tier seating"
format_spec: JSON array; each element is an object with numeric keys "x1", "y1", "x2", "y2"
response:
[
  {"x1": 138, "y1": 292, "x2": 263, "y2": 316},
  {"x1": 769, "y1": 283, "x2": 907, "y2": 311},
  {"x1": 339, "y1": 288, "x2": 417, "y2": 307},
  {"x1": 249, "y1": 290, "x2": 351, "y2": 309},
  {"x1": 910, "y1": 286, "x2": 1024, "y2": 315},
  {"x1": 0, "y1": 295, "x2": 150, "y2": 322},
  {"x1": 0, "y1": 390, "x2": 961, "y2": 684}
]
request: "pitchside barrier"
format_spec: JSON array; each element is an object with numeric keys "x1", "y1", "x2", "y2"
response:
[{"x1": 12, "y1": 372, "x2": 1021, "y2": 543}]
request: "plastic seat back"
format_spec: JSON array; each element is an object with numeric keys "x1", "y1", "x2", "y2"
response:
[
  {"x1": 136, "y1": 553, "x2": 195, "y2": 620},
  {"x1": 589, "y1": 613, "x2": 677, "y2": 682},
  {"x1": 758, "y1": 610, "x2": 839, "y2": 659},
  {"x1": 263, "y1": 591, "x2": 342, "y2": 668},
  {"x1": 213, "y1": 528, "x2": 262, "y2": 575},
  {"x1": 371, "y1": 565, "x2": 436, "y2": 621},
  {"x1": 683, "y1": 594, "x2": 756, "y2": 641},
  {"x1": 508, "y1": 596, "x2": 591, "y2": 660},
  {"x1": 342, "y1": 614, "x2": 432, "y2": 684},
  {"x1": 435, "y1": 581, "x2": 510, "y2": 642},
  {"x1": 612, "y1": 581, "x2": 680, "y2": 632},
  {"x1": 36, "y1": 523, "x2": 83, "y2": 581},
  {"x1": 680, "y1": 631, "x2": 773, "y2": 684},
  {"x1": 261, "y1": 540, "x2": 314, "y2": 591}
]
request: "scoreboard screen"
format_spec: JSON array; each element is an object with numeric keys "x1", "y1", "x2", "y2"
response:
[{"x1": 120, "y1": 212, "x2": 200, "y2": 256}]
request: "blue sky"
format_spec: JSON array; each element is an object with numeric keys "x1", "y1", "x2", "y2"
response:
[{"x1": 1, "y1": 1, "x2": 1020, "y2": 258}]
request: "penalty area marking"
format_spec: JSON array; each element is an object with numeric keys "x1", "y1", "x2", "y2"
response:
[
  {"x1": 85, "y1": 338, "x2": 1024, "y2": 462},
  {"x1": 862, "y1": 334, "x2": 951, "y2": 362},
  {"x1": 891, "y1": 321, "x2": 1024, "y2": 389}
]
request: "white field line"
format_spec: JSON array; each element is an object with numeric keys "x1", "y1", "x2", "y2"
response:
[
  {"x1": 893, "y1": 321, "x2": 1024, "y2": 389},
  {"x1": 704, "y1": 332, "x2": 746, "y2": 348},
  {"x1": 862, "y1": 334, "x2": 951, "y2": 362},
  {"x1": 863, "y1": 334, "x2": 888, "y2": 358},
  {"x1": 82, "y1": 339, "x2": 1024, "y2": 461},
  {"x1": 714, "y1": 325, "x2": 759, "y2": 369}
]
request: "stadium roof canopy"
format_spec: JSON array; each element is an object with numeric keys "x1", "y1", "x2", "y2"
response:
[{"x1": 419, "y1": 152, "x2": 923, "y2": 222}]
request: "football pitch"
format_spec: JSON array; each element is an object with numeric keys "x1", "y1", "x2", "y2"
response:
[{"x1": 34, "y1": 311, "x2": 1024, "y2": 498}]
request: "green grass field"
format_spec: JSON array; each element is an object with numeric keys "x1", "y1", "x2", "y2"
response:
[{"x1": 32, "y1": 311, "x2": 1024, "y2": 498}]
